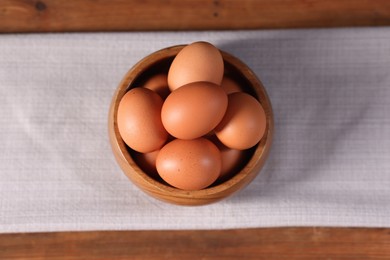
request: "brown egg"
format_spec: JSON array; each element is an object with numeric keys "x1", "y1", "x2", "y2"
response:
[
  {"x1": 215, "y1": 92, "x2": 266, "y2": 150},
  {"x1": 133, "y1": 150, "x2": 160, "y2": 179},
  {"x1": 117, "y1": 88, "x2": 168, "y2": 153},
  {"x1": 221, "y1": 76, "x2": 242, "y2": 94},
  {"x1": 156, "y1": 138, "x2": 221, "y2": 190},
  {"x1": 209, "y1": 136, "x2": 246, "y2": 180},
  {"x1": 161, "y1": 81, "x2": 228, "y2": 140},
  {"x1": 143, "y1": 73, "x2": 170, "y2": 99},
  {"x1": 168, "y1": 41, "x2": 224, "y2": 91}
]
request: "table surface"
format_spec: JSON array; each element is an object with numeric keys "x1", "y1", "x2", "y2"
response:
[
  {"x1": 1, "y1": 0, "x2": 390, "y2": 32},
  {"x1": 2, "y1": 0, "x2": 390, "y2": 259},
  {"x1": 1, "y1": 228, "x2": 389, "y2": 260}
]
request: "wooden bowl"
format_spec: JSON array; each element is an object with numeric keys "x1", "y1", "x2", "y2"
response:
[{"x1": 108, "y1": 45, "x2": 274, "y2": 206}]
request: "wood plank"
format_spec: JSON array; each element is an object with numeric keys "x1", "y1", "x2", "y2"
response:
[
  {"x1": 1, "y1": 0, "x2": 390, "y2": 33},
  {"x1": 0, "y1": 228, "x2": 389, "y2": 259}
]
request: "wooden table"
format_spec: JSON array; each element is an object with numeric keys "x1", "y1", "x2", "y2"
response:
[
  {"x1": 1, "y1": 1, "x2": 390, "y2": 259},
  {"x1": 1, "y1": 228, "x2": 390, "y2": 259},
  {"x1": 1, "y1": 0, "x2": 390, "y2": 32}
]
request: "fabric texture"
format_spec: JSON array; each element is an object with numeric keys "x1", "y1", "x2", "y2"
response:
[{"x1": 1, "y1": 28, "x2": 390, "y2": 233}]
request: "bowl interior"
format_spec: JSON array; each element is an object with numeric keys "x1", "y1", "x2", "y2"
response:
[{"x1": 109, "y1": 45, "x2": 273, "y2": 205}]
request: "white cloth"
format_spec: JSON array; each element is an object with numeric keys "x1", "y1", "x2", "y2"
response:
[{"x1": 1, "y1": 28, "x2": 390, "y2": 233}]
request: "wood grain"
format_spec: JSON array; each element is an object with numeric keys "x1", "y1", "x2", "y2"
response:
[
  {"x1": 1, "y1": 0, "x2": 390, "y2": 33},
  {"x1": 0, "y1": 228, "x2": 389, "y2": 259}
]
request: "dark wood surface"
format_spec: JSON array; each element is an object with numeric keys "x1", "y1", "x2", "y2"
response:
[
  {"x1": 1, "y1": 228, "x2": 390, "y2": 259},
  {"x1": 1, "y1": 0, "x2": 390, "y2": 32}
]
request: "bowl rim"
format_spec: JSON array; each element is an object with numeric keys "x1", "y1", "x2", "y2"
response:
[{"x1": 108, "y1": 44, "x2": 274, "y2": 200}]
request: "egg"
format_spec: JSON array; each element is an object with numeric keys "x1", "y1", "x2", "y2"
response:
[
  {"x1": 161, "y1": 81, "x2": 228, "y2": 140},
  {"x1": 221, "y1": 76, "x2": 242, "y2": 94},
  {"x1": 168, "y1": 42, "x2": 224, "y2": 91},
  {"x1": 209, "y1": 136, "x2": 246, "y2": 180},
  {"x1": 133, "y1": 150, "x2": 160, "y2": 179},
  {"x1": 143, "y1": 73, "x2": 170, "y2": 99},
  {"x1": 117, "y1": 88, "x2": 168, "y2": 153},
  {"x1": 215, "y1": 92, "x2": 267, "y2": 150},
  {"x1": 156, "y1": 138, "x2": 221, "y2": 190}
]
